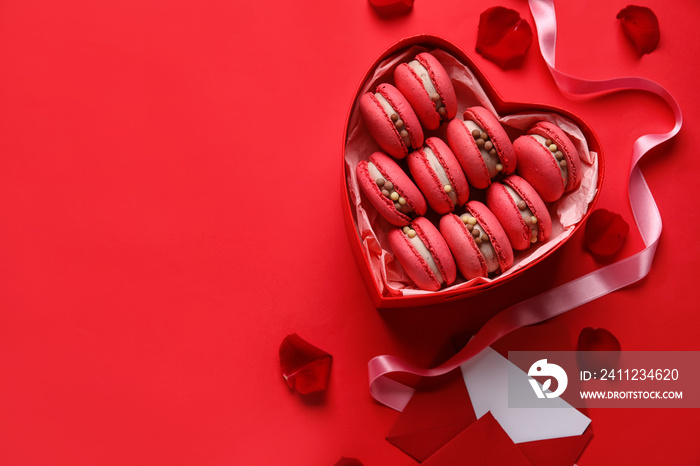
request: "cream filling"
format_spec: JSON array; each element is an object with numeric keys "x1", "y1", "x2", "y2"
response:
[
  {"x1": 367, "y1": 162, "x2": 411, "y2": 214},
  {"x1": 424, "y1": 147, "x2": 458, "y2": 205},
  {"x1": 531, "y1": 134, "x2": 568, "y2": 182},
  {"x1": 375, "y1": 93, "x2": 411, "y2": 148},
  {"x1": 407, "y1": 60, "x2": 439, "y2": 102},
  {"x1": 367, "y1": 161, "x2": 384, "y2": 184},
  {"x1": 406, "y1": 231, "x2": 444, "y2": 284},
  {"x1": 504, "y1": 185, "x2": 539, "y2": 241},
  {"x1": 471, "y1": 220, "x2": 499, "y2": 273},
  {"x1": 462, "y1": 120, "x2": 501, "y2": 178}
]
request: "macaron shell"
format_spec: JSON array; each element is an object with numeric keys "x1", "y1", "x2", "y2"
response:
[
  {"x1": 446, "y1": 118, "x2": 492, "y2": 189},
  {"x1": 504, "y1": 176, "x2": 551, "y2": 243},
  {"x1": 389, "y1": 228, "x2": 440, "y2": 291},
  {"x1": 439, "y1": 213, "x2": 488, "y2": 280},
  {"x1": 529, "y1": 121, "x2": 582, "y2": 192},
  {"x1": 513, "y1": 134, "x2": 566, "y2": 202},
  {"x1": 416, "y1": 53, "x2": 457, "y2": 120},
  {"x1": 485, "y1": 176, "x2": 552, "y2": 250},
  {"x1": 394, "y1": 53, "x2": 456, "y2": 130},
  {"x1": 463, "y1": 106, "x2": 516, "y2": 175},
  {"x1": 467, "y1": 200, "x2": 514, "y2": 273},
  {"x1": 388, "y1": 217, "x2": 456, "y2": 290},
  {"x1": 356, "y1": 153, "x2": 427, "y2": 227},
  {"x1": 370, "y1": 152, "x2": 427, "y2": 216},
  {"x1": 377, "y1": 83, "x2": 425, "y2": 152},
  {"x1": 408, "y1": 137, "x2": 470, "y2": 214},
  {"x1": 359, "y1": 83, "x2": 423, "y2": 160},
  {"x1": 413, "y1": 216, "x2": 456, "y2": 287},
  {"x1": 356, "y1": 160, "x2": 411, "y2": 227}
]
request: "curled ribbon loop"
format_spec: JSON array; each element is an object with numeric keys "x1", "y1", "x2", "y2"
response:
[{"x1": 368, "y1": 0, "x2": 683, "y2": 411}]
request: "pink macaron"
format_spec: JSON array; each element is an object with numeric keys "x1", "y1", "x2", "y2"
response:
[
  {"x1": 394, "y1": 52, "x2": 457, "y2": 130},
  {"x1": 485, "y1": 175, "x2": 552, "y2": 250},
  {"x1": 446, "y1": 106, "x2": 517, "y2": 189},
  {"x1": 359, "y1": 83, "x2": 424, "y2": 159},
  {"x1": 356, "y1": 151, "x2": 427, "y2": 227},
  {"x1": 388, "y1": 217, "x2": 457, "y2": 291},
  {"x1": 513, "y1": 121, "x2": 582, "y2": 202},
  {"x1": 408, "y1": 137, "x2": 470, "y2": 214},
  {"x1": 439, "y1": 201, "x2": 514, "y2": 280}
]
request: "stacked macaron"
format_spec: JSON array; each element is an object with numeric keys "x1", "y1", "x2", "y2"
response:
[{"x1": 355, "y1": 52, "x2": 583, "y2": 291}]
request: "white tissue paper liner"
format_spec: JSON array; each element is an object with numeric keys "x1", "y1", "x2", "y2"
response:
[{"x1": 344, "y1": 46, "x2": 599, "y2": 297}]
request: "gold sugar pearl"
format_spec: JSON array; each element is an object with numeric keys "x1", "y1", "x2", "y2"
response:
[
  {"x1": 476, "y1": 138, "x2": 485, "y2": 148},
  {"x1": 548, "y1": 144, "x2": 557, "y2": 152},
  {"x1": 496, "y1": 163, "x2": 503, "y2": 171},
  {"x1": 467, "y1": 217, "x2": 477, "y2": 225},
  {"x1": 394, "y1": 202, "x2": 402, "y2": 209},
  {"x1": 443, "y1": 185, "x2": 452, "y2": 193},
  {"x1": 555, "y1": 151, "x2": 564, "y2": 160},
  {"x1": 467, "y1": 224, "x2": 474, "y2": 231},
  {"x1": 461, "y1": 214, "x2": 471, "y2": 224},
  {"x1": 395, "y1": 119, "x2": 404, "y2": 129},
  {"x1": 480, "y1": 132, "x2": 488, "y2": 140},
  {"x1": 438, "y1": 107, "x2": 446, "y2": 115},
  {"x1": 517, "y1": 200, "x2": 527, "y2": 210},
  {"x1": 390, "y1": 113, "x2": 399, "y2": 122},
  {"x1": 472, "y1": 129, "x2": 481, "y2": 138},
  {"x1": 376, "y1": 178, "x2": 385, "y2": 186},
  {"x1": 384, "y1": 181, "x2": 394, "y2": 190},
  {"x1": 400, "y1": 129, "x2": 409, "y2": 138},
  {"x1": 431, "y1": 93, "x2": 440, "y2": 102},
  {"x1": 530, "y1": 236, "x2": 538, "y2": 244},
  {"x1": 390, "y1": 192, "x2": 399, "y2": 201},
  {"x1": 524, "y1": 216, "x2": 531, "y2": 224},
  {"x1": 560, "y1": 159, "x2": 567, "y2": 168},
  {"x1": 398, "y1": 197, "x2": 406, "y2": 205},
  {"x1": 545, "y1": 139, "x2": 552, "y2": 146},
  {"x1": 474, "y1": 236, "x2": 483, "y2": 245},
  {"x1": 403, "y1": 226, "x2": 410, "y2": 234},
  {"x1": 531, "y1": 216, "x2": 538, "y2": 224},
  {"x1": 382, "y1": 189, "x2": 391, "y2": 197},
  {"x1": 472, "y1": 228, "x2": 481, "y2": 237},
  {"x1": 407, "y1": 229, "x2": 417, "y2": 238},
  {"x1": 481, "y1": 234, "x2": 490, "y2": 243},
  {"x1": 489, "y1": 148, "x2": 497, "y2": 157},
  {"x1": 484, "y1": 141, "x2": 493, "y2": 151}
]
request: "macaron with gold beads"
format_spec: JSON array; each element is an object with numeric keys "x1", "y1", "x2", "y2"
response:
[
  {"x1": 439, "y1": 201, "x2": 514, "y2": 280},
  {"x1": 359, "y1": 83, "x2": 424, "y2": 159},
  {"x1": 388, "y1": 216, "x2": 457, "y2": 291},
  {"x1": 513, "y1": 121, "x2": 582, "y2": 202},
  {"x1": 356, "y1": 151, "x2": 427, "y2": 227},
  {"x1": 485, "y1": 175, "x2": 552, "y2": 251},
  {"x1": 408, "y1": 137, "x2": 470, "y2": 215},
  {"x1": 446, "y1": 106, "x2": 517, "y2": 189},
  {"x1": 393, "y1": 52, "x2": 457, "y2": 130}
]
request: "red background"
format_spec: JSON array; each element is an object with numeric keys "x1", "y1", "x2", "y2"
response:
[{"x1": 1, "y1": 0, "x2": 699, "y2": 464}]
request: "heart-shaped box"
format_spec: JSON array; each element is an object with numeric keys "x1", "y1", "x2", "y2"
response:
[{"x1": 343, "y1": 35, "x2": 604, "y2": 308}]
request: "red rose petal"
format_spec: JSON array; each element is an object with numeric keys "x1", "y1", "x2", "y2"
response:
[
  {"x1": 279, "y1": 334, "x2": 332, "y2": 395},
  {"x1": 584, "y1": 209, "x2": 630, "y2": 258},
  {"x1": 369, "y1": 0, "x2": 413, "y2": 18},
  {"x1": 334, "y1": 458, "x2": 363, "y2": 466},
  {"x1": 617, "y1": 5, "x2": 660, "y2": 57},
  {"x1": 475, "y1": 7, "x2": 533, "y2": 69},
  {"x1": 578, "y1": 327, "x2": 621, "y2": 353},
  {"x1": 577, "y1": 327, "x2": 622, "y2": 372}
]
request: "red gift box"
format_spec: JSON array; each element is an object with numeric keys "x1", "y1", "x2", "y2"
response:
[{"x1": 342, "y1": 35, "x2": 604, "y2": 308}]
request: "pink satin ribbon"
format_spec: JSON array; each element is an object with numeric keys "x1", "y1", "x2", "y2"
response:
[{"x1": 368, "y1": 0, "x2": 683, "y2": 412}]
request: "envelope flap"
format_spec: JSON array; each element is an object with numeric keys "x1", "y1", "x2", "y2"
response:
[
  {"x1": 386, "y1": 370, "x2": 476, "y2": 461},
  {"x1": 421, "y1": 412, "x2": 533, "y2": 466}
]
